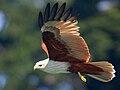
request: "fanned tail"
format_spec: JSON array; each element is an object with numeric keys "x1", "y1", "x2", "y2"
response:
[
  {"x1": 82, "y1": 61, "x2": 116, "y2": 82},
  {"x1": 87, "y1": 61, "x2": 115, "y2": 82}
]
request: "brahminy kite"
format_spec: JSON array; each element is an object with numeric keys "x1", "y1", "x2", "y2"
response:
[{"x1": 34, "y1": 3, "x2": 115, "y2": 82}]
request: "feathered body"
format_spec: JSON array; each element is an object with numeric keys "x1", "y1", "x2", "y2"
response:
[{"x1": 34, "y1": 3, "x2": 115, "y2": 82}]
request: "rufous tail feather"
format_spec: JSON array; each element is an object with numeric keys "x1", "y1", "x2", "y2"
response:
[{"x1": 85, "y1": 61, "x2": 115, "y2": 82}]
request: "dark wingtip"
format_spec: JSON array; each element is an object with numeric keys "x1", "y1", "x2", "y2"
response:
[
  {"x1": 62, "y1": 2, "x2": 67, "y2": 8},
  {"x1": 38, "y1": 2, "x2": 74, "y2": 29},
  {"x1": 61, "y1": 7, "x2": 72, "y2": 21},
  {"x1": 45, "y1": 3, "x2": 50, "y2": 9},
  {"x1": 61, "y1": 2, "x2": 66, "y2": 8},
  {"x1": 46, "y1": 3, "x2": 50, "y2": 8},
  {"x1": 38, "y1": 11, "x2": 43, "y2": 28},
  {"x1": 53, "y1": 2, "x2": 59, "y2": 8},
  {"x1": 47, "y1": 3, "x2": 50, "y2": 5},
  {"x1": 55, "y1": 2, "x2": 66, "y2": 20},
  {"x1": 62, "y1": 2, "x2": 66, "y2": 5},
  {"x1": 49, "y1": 2, "x2": 59, "y2": 21},
  {"x1": 54, "y1": 2, "x2": 58, "y2": 6},
  {"x1": 44, "y1": 3, "x2": 50, "y2": 23}
]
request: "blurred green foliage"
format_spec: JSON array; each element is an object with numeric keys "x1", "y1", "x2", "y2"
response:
[
  {"x1": 0, "y1": 0, "x2": 120, "y2": 90},
  {"x1": 79, "y1": 8, "x2": 120, "y2": 60}
]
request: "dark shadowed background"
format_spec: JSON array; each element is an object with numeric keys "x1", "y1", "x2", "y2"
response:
[{"x1": 0, "y1": 0, "x2": 120, "y2": 90}]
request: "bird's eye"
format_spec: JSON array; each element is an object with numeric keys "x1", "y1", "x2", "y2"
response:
[
  {"x1": 72, "y1": 20, "x2": 77, "y2": 23},
  {"x1": 39, "y1": 65, "x2": 42, "y2": 67}
]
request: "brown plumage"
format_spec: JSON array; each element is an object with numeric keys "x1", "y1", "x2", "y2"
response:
[{"x1": 34, "y1": 3, "x2": 116, "y2": 82}]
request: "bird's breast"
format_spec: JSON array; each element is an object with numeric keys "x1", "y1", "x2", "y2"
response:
[{"x1": 41, "y1": 60, "x2": 70, "y2": 74}]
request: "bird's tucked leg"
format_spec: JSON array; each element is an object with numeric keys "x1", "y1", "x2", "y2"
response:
[{"x1": 78, "y1": 72, "x2": 87, "y2": 82}]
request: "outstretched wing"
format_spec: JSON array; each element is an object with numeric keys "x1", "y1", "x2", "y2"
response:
[{"x1": 39, "y1": 3, "x2": 90, "y2": 62}]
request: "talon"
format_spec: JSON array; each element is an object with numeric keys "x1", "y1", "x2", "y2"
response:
[{"x1": 78, "y1": 72, "x2": 87, "y2": 82}]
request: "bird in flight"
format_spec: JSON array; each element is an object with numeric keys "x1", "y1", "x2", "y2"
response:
[{"x1": 34, "y1": 3, "x2": 115, "y2": 82}]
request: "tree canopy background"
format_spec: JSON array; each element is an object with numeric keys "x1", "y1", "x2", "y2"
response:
[{"x1": 0, "y1": 0, "x2": 119, "y2": 90}]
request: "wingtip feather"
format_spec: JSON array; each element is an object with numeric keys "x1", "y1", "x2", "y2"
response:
[
  {"x1": 38, "y1": 11, "x2": 43, "y2": 28},
  {"x1": 44, "y1": 3, "x2": 50, "y2": 23},
  {"x1": 55, "y1": 3, "x2": 66, "y2": 20},
  {"x1": 61, "y1": 7, "x2": 72, "y2": 21}
]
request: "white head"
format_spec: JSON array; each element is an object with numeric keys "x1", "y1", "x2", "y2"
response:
[{"x1": 34, "y1": 58, "x2": 49, "y2": 70}]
